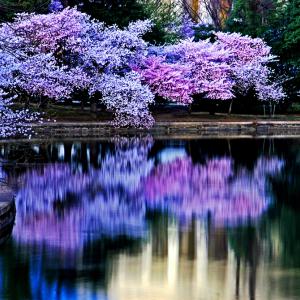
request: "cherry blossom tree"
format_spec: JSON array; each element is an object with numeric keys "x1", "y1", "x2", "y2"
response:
[
  {"x1": 0, "y1": 8, "x2": 154, "y2": 128},
  {"x1": 137, "y1": 32, "x2": 285, "y2": 108},
  {"x1": 215, "y1": 32, "x2": 286, "y2": 103}
]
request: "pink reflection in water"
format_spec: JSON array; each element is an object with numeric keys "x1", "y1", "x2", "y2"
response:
[{"x1": 144, "y1": 157, "x2": 284, "y2": 225}]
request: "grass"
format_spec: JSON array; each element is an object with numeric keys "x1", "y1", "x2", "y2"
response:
[{"x1": 19, "y1": 103, "x2": 300, "y2": 123}]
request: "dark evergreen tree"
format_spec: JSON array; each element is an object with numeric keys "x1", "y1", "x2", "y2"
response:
[
  {"x1": 284, "y1": 0, "x2": 300, "y2": 65},
  {"x1": 68, "y1": 0, "x2": 146, "y2": 27},
  {"x1": 67, "y1": 0, "x2": 182, "y2": 44},
  {"x1": 226, "y1": 0, "x2": 300, "y2": 102},
  {"x1": 0, "y1": 0, "x2": 50, "y2": 21},
  {"x1": 226, "y1": 0, "x2": 279, "y2": 37}
]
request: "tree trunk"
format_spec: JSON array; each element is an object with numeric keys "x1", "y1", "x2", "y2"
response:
[
  {"x1": 228, "y1": 99, "x2": 233, "y2": 115},
  {"x1": 38, "y1": 96, "x2": 48, "y2": 109},
  {"x1": 209, "y1": 103, "x2": 216, "y2": 115},
  {"x1": 90, "y1": 99, "x2": 97, "y2": 113},
  {"x1": 24, "y1": 95, "x2": 30, "y2": 108}
]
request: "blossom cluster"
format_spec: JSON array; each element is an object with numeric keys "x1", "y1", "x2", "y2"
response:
[
  {"x1": 0, "y1": 90, "x2": 39, "y2": 138},
  {"x1": 137, "y1": 33, "x2": 285, "y2": 104}
]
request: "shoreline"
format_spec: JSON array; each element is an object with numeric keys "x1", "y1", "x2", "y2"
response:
[
  {"x1": 29, "y1": 120, "x2": 300, "y2": 138},
  {"x1": 2, "y1": 120, "x2": 300, "y2": 142}
]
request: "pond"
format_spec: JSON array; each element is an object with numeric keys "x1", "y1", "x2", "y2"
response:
[{"x1": 0, "y1": 137, "x2": 300, "y2": 300}]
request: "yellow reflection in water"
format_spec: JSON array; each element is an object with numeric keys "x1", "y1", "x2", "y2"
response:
[{"x1": 107, "y1": 219, "x2": 299, "y2": 300}]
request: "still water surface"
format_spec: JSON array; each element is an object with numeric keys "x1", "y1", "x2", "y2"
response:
[{"x1": 0, "y1": 137, "x2": 300, "y2": 300}]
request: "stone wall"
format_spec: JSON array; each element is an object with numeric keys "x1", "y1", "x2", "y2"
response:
[{"x1": 26, "y1": 121, "x2": 300, "y2": 139}]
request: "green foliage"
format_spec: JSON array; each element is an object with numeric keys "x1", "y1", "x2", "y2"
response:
[
  {"x1": 226, "y1": 0, "x2": 300, "y2": 101},
  {"x1": 283, "y1": 0, "x2": 300, "y2": 65},
  {"x1": 69, "y1": 0, "x2": 182, "y2": 44},
  {"x1": 69, "y1": 0, "x2": 145, "y2": 27},
  {"x1": 194, "y1": 24, "x2": 215, "y2": 41},
  {"x1": 137, "y1": 0, "x2": 182, "y2": 44},
  {"x1": 226, "y1": 0, "x2": 299, "y2": 63},
  {"x1": 0, "y1": 0, "x2": 50, "y2": 21},
  {"x1": 226, "y1": 0, "x2": 282, "y2": 37}
]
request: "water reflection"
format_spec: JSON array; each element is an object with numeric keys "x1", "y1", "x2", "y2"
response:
[
  {"x1": 145, "y1": 156, "x2": 283, "y2": 225},
  {"x1": 0, "y1": 204, "x2": 15, "y2": 246},
  {"x1": 12, "y1": 138, "x2": 283, "y2": 248},
  {"x1": 0, "y1": 137, "x2": 299, "y2": 300}
]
